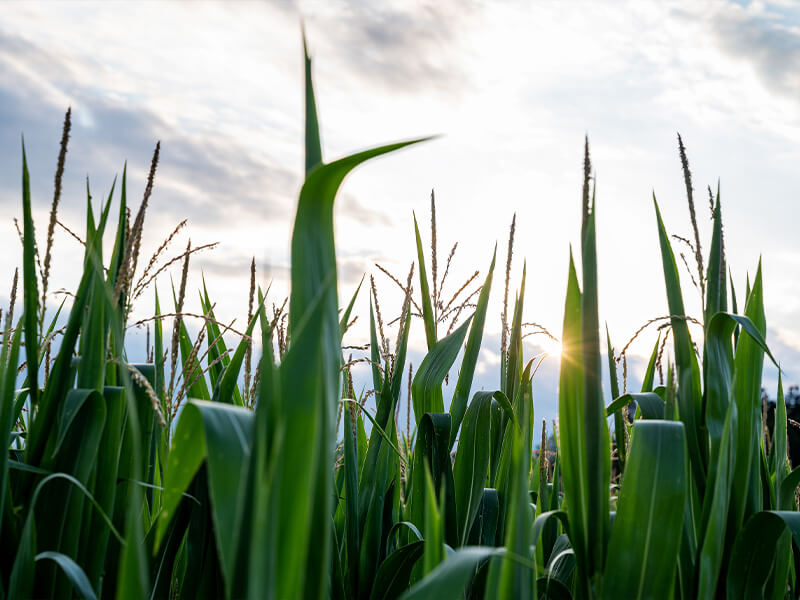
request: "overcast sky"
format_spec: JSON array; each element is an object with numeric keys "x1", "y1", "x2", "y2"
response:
[{"x1": 1, "y1": 0, "x2": 798, "y2": 426}]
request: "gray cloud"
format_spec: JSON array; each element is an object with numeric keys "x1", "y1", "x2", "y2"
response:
[
  {"x1": 0, "y1": 29, "x2": 297, "y2": 229},
  {"x1": 339, "y1": 192, "x2": 392, "y2": 226},
  {"x1": 289, "y1": 0, "x2": 480, "y2": 95},
  {"x1": 0, "y1": 23, "x2": 418, "y2": 238},
  {"x1": 708, "y1": 3, "x2": 800, "y2": 102}
]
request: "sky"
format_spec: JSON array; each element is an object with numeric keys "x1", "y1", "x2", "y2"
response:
[{"x1": 1, "y1": 0, "x2": 799, "y2": 427}]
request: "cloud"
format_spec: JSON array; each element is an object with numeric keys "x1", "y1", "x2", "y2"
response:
[
  {"x1": 296, "y1": 0, "x2": 480, "y2": 95},
  {"x1": 709, "y1": 2, "x2": 800, "y2": 102},
  {"x1": 339, "y1": 192, "x2": 392, "y2": 226},
  {"x1": 0, "y1": 28, "x2": 298, "y2": 229}
]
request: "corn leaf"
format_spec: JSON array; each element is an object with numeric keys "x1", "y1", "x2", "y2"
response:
[
  {"x1": 654, "y1": 196, "x2": 706, "y2": 490},
  {"x1": 370, "y1": 540, "x2": 425, "y2": 600},
  {"x1": 35, "y1": 552, "x2": 97, "y2": 600},
  {"x1": 453, "y1": 391, "x2": 498, "y2": 545},
  {"x1": 20, "y1": 142, "x2": 39, "y2": 409},
  {"x1": 579, "y1": 205, "x2": 611, "y2": 592},
  {"x1": 603, "y1": 421, "x2": 687, "y2": 599},
  {"x1": 726, "y1": 511, "x2": 800, "y2": 599},
  {"x1": 605, "y1": 393, "x2": 664, "y2": 420},
  {"x1": 399, "y1": 547, "x2": 499, "y2": 600},
  {"x1": 449, "y1": 249, "x2": 496, "y2": 447},
  {"x1": 411, "y1": 317, "x2": 472, "y2": 426}
]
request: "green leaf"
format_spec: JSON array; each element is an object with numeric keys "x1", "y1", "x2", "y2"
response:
[
  {"x1": 35, "y1": 552, "x2": 97, "y2": 600},
  {"x1": 303, "y1": 33, "x2": 322, "y2": 175},
  {"x1": 603, "y1": 421, "x2": 687, "y2": 599},
  {"x1": 726, "y1": 511, "x2": 800, "y2": 599},
  {"x1": 358, "y1": 403, "x2": 398, "y2": 598},
  {"x1": 83, "y1": 387, "x2": 126, "y2": 586},
  {"x1": 704, "y1": 187, "x2": 726, "y2": 327},
  {"x1": 399, "y1": 547, "x2": 498, "y2": 600},
  {"x1": 654, "y1": 196, "x2": 706, "y2": 490},
  {"x1": 504, "y1": 264, "x2": 526, "y2": 401},
  {"x1": 155, "y1": 407, "x2": 206, "y2": 549},
  {"x1": 176, "y1": 315, "x2": 210, "y2": 401},
  {"x1": 107, "y1": 166, "x2": 127, "y2": 303},
  {"x1": 289, "y1": 134, "x2": 429, "y2": 600},
  {"x1": 423, "y1": 462, "x2": 446, "y2": 576},
  {"x1": 369, "y1": 298, "x2": 383, "y2": 392},
  {"x1": 244, "y1": 294, "x2": 280, "y2": 600},
  {"x1": 21, "y1": 141, "x2": 39, "y2": 408},
  {"x1": 370, "y1": 541, "x2": 425, "y2": 600},
  {"x1": 0, "y1": 322, "x2": 22, "y2": 532},
  {"x1": 773, "y1": 372, "x2": 788, "y2": 509},
  {"x1": 348, "y1": 400, "x2": 405, "y2": 466},
  {"x1": 453, "y1": 391, "x2": 497, "y2": 545},
  {"x1": 640, "y1": 333, "x2": 660, "y2": 393},
  {"x1": 531, "y1": 510, "x2": 571, "y2": 550},
  {"x1": 340, "y1": 276, "x2": 363, "y2": 338},
  {"x1": 263, "y1": 281, "x2": 331, "y2": 600},
  {"x1": 466, "y1": 488, "x2": 500, "y2": 547},
  {"x1": 730, "y1": 264, "x2": 768, "y2": 529},
  {"x1": 606, "y1": 327, "x2": 625, "y2": 473},
  {"x1": 35, "y1": 388, "x2": 105, "y2": 598},
  {"x1": 579, "y1": 204, "x2": 611, "y2": 590},
  {"x1": 413, "y1": 213, "x2": 437, "y2": 350},
  {"x1": 9, "y1": 512, "x2": 36, "y2": 600},
  {"x1": 210, "y1": 308, "x2": 259, "y2": 405},
  {"x1": 200, "y1": 282, "x2": 241, "y2": 404},
  {"x1": 156, "y1": 400, "x2": 254, "y2": 597},
  {"x1": 343, "y1": 401, "x2": 360, "y2": 596},
  {"x1": 196, "y1": 402, "x2": 254, "y2": 595},
  {"x1": 406, "y1": 413, "x2": 458, "y2": 553},
  {"x1": 779, "y1": 466, "x2": 800, "y2": 512},
  {"x1": 391, "y1": 309, "x2": 412, "y2": 405},
  {"x1": 411, "y1": 317, "x2": 472, "y2": 426},
  {"x1": 557, "y1": 248, "x2": 593, "y2": 598},
  {"x1": 153, "y1": 287, "x2": 165, "y2": 398},
  {"x1": 697, "y1": 396, "x2": 737, "y2": 599},
  {"x1": 11, "y1": 471, "x2": 124, "y2": 599},
  {"x1": 450, "y1": 249, "x2": 496, "y2": 447},
  {"x1": 605, "y1": 393, "x2": 664, "y2": 420},
  {"x1": 488, "y1": 393, "x2": 534, "y2": 599}
]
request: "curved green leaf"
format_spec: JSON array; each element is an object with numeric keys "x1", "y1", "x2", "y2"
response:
[
  {"x1": 399, "y1": 546, "x2": 498, "y2": 600},
  {"x1": 370, "y1": 541, "x2": 425, "y2": 600},
  {"x1": 412, "y1": 318, "x2": 472, "y2": 426},
  {"x1": 605, "y1": 393, "x2": 664, "y2": 420},
  {"x1": 35, "y1": 552, "x2": 97, "y2": 600},
  {"x1": 155, "y1": 400, "x2": 253, "y2": 598},
  {"x1": 604, "y1": 421, "x2": 687, "y2": 599},
  {"x1": 726, "y1": 511, "x2": 800, "y2": 599}
]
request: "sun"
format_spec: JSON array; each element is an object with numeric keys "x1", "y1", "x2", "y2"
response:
[{"x1": 541, "y1": 336, "x2": 562, "y2": 359}]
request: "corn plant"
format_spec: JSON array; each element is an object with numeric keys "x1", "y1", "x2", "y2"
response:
[{"x1": 2, "y1": 35, "x2": 799, "y2": 600}]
